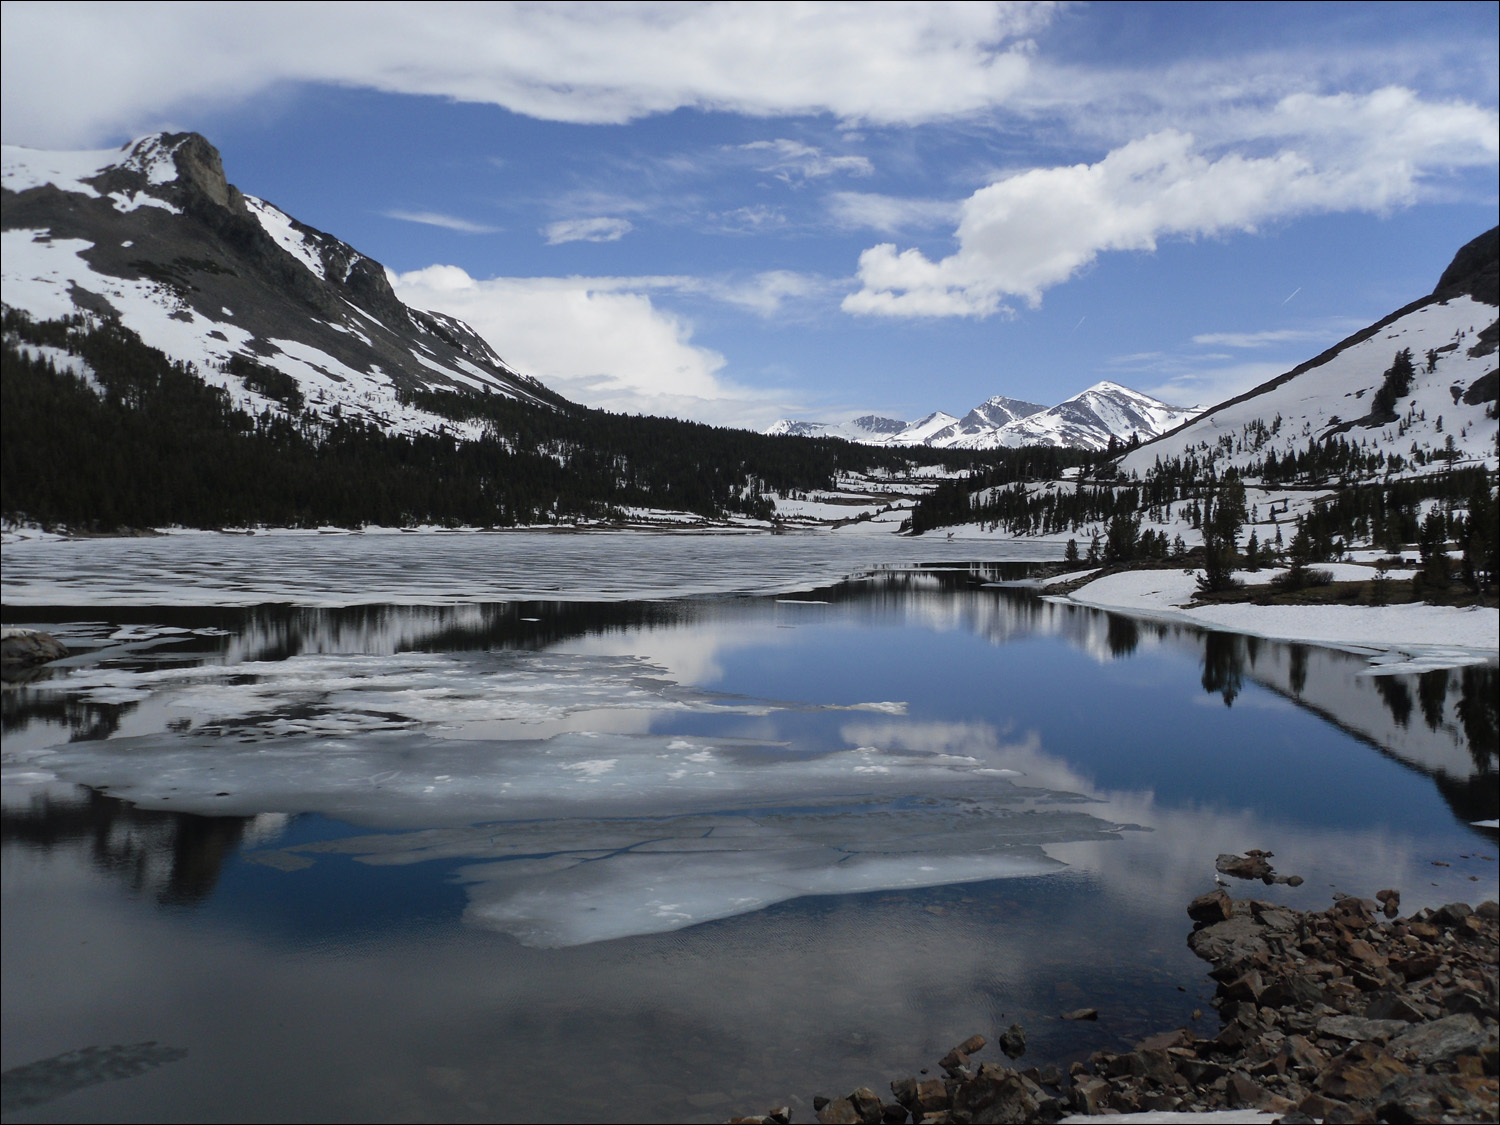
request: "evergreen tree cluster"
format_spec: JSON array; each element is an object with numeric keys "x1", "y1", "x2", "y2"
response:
[{"x1": 1, "y1": 311, "x2": 1004, "y2": 530}]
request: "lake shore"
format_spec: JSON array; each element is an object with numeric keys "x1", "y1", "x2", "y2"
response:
[
  {"x1": 731, "y1": 870, "x2": 1499, "y2": 1125},
  {"x1": 1051, "y1": 565, "x2": 1498, "y2": 672}
]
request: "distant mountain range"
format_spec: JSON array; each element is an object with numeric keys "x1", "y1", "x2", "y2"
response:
[{"x1": 766, "y1": 381, "x2": 1195, "y2": 452}]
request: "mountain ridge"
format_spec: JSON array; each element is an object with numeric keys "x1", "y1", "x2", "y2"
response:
[
  {"x1": 2, "y1": 132, "x2": 563, "y2": 439},
  {"x1": 768, "y1": 380, "x2": 1193, "y2": 452}
]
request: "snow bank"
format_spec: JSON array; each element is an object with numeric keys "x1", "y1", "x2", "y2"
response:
[{"x1": 1064, "y1": 567, "x2": 1498, "y2": 667}]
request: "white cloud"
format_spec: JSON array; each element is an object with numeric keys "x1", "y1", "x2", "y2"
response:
[
  {"x1": 716, "y1": 204, "x2": 788, "y2": 232},
  {"x1": 740, "y1": 139, "x2": 874, "y2": 182},
  {"x1": 1142, "y1": 362, "x2": 1290, "y2": 412},
  {"x1": 1192, "y1": 326, "x2": 1352, "y2": 349},
  {"x1": 843, "y1": 89, "x2": 1498, "y2": 318},
  {"x1": 390, "y1": 265, "x2": 800, "y2": 426},
  {"x1": 826, "y1": 192, "x2": 963, "y2": 233},
  {"x1": 543, "y1": 217, "x2": 634, "y2": 245},
  {"x1": 0, "y1": 2, "x2": 1054, "y2": 146},
  {"x1": 383, "y1": 210, "x2": 499, "y2": 234}
]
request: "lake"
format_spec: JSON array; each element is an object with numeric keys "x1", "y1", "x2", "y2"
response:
[{"x1": 2, "y1": 532, "x2": 1496, "y2": 1122}]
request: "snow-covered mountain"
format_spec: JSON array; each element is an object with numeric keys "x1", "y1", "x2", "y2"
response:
[
  {"x1": 767, "y1": 382, "x2": 1192, "y2": 452},
  {"x1": 1116, "y1": 227, "x2": 1499, "y2": 480},
  {"x1": 2, "y1": 133, "x2": 560, "y2": 438}
]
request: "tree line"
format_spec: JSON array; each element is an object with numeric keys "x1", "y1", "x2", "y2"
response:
[{"x1": 1, "y1": 310, "x2": 1011, "y2": 530}]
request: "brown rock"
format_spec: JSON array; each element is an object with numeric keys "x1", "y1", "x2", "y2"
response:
[
  {"x1": 1188, "y1": 889, "x2": 1234, "y2": 924},
  {"x1": 1217, "y1": 853, "x2": 1274, "y2": 881},
  {"x1": 817, "y1": 1097, "x2": 859, "y2": 1124},
  {"x1": 1317, "y1": 1051, "x2": 1411, "y2": 1102},
  {"x1": 911, "y1": 1079, "x2": 948, "y2": 1114},
  {"x1": 949, "y1": 1064, "x2": 1039, "y2": 1124},
  {"x1": 848, "y1": 1087, "x2": 883, "y2": 1124},
  {"x1": 1388, "y1": 1013, "x2": 1488, "y2": 1065},
  {"x1": 997, "y1": 1024, "x2": 1025, "y2": 1060},
  {"x1": 1225, "y1": 1071, "x2": 1265, "y2": 1107},
  {"x1": 1059, "y1": 1008, "x2": 1097, "y2": 1021},
  {"x1": 953, "y1": 1034, "x2": 986, "y2": 1056},
  {"x1": 1068, "y1": 1076, "x2": 1110, "y2": 1115},
  {"x1": 937, "y1": 1049, "x2": 969, "y2": 1077}
]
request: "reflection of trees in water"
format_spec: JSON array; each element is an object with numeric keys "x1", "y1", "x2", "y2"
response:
[
  {"x1": 1418, "y1": 670, "x2": 1449, "y2": 733},
  {"x1": 1457, "y1": 665, "x2": 1498, "y2": 776},
  {"x1": 1106, "y1": 614, "x2": 1139, "y2": 659},
  {"x1": 1288, "y1": 645, "x2": 1308, "y2": 699},
  {"x1": 1, "y1": 689, "x2": 138, "y2": 742},
  {"x1": 1200, "y1": 632, "x2": 1242, "y2": 707},
  {"x1": 0, "y1": 786, "x2": 249, "y2": 905},
  {"x1": 1375, "y1": 676, "x2": 1414, "y2": 729}
]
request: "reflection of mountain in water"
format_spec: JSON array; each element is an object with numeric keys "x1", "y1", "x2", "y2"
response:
[
  {"x1": 1167, "y1": 629, "x2": 1496, "y2": 825},
  {"x1": 0, "y1": 786, "x2": 269, "y2": 904}
]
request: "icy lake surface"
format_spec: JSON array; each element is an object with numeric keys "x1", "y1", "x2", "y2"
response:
[{"x1": 2, "y1": 533, "x2": 1497, "y2": 1123}]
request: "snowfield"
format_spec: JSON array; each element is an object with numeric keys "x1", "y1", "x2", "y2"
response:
[{"x1": 1060, "y1": 566, "x2": 1498, "y2": 667}]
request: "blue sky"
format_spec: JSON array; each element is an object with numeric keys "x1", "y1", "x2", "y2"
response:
[{"x1": 2, "y1": 2, "x2": 1496, "y2": 427}]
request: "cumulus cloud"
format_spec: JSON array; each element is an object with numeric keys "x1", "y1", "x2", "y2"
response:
[
  {"x1": 383, "y1": 210, "x2": 499, "y2": 234},
  {"x1": 543, "y1": 217, "x2": 634, "y2": 245},
  {"x1": 740, "y1": 139, "x2": 874, "y2": 182},
  {"x1": 1, "y1": 2, "x2": 1054, "y2": 146},
  {"x1": 390, "y1": 265, "x2": 800, "y2": 426},
  {"x1": 843, "y1": 89, "x2": 1498, "y2": 318}
]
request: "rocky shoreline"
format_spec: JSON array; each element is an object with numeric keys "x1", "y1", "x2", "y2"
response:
[{"x1": 729, "y1": 864, "x2": 1498, "y2": 1124}]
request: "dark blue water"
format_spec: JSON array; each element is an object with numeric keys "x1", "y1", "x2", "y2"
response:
[{"x1": 3, "y1": 572, "x2": 1495, "y2": 1123}]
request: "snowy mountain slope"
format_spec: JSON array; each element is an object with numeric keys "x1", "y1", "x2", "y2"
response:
[
  {"x1": 1118, "y1": 227, "x2": 1499, "y2": 480},
  {"x1": 2, "y1": 133, "x2": 560, "y2": 438},
  {"x1": 937, "y1": 382, "x2": 1193, "y2": 451},
  {"x1": 766, "y1": 383, "x2": 1190, "y2": 452},
  {"x1": 764, "y1": 414, "x2": 911, "y2": 441},
  {"x1": 925, "y1": 395, "x2": 1048, "y2": 445}
]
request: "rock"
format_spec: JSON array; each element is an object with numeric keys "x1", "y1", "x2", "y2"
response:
[
  {"x1": 889, "y1": 1078, "x2": 915, "y2": 1108},
  {"x1": 0, "y1": 628, "x2": 69, "y2": 674},
  {"x1": 1188, "y1": 889, "x2": 1234, "y2": 924},
  {"x1": 953, "y1": 1034, "x2": 986, "y2": 1056},
  {"x1": 1388, "y1": 1014, "x2": 1488, "y2": 1066},
  {"x1": 879, "y1": 1104, "x2": 907, "y2": 1124},
  {"x1": 1067, "y1": 1076, "x2": 1110, "y2": 1115},
  {"x1": 949, "y1": 1064, "x2": 1039, "y2": 1124},
  {"x1": 766, "y1": 1108, "x2": 791, "y2": 1124},
  {"x1": 813, "y1": 1096, "x2": 831, "y2": 1111},
  {"x1": 1315, "y1": 1015, "x2": 1408, "y2": 1043},
  {"x1": 1317, "y1": 1045, "x2": 1413, "y2": 1103},
  {"x1": 997, "y1": 1024, "x2": 1026, "y2": 1060},
  {"x1": 848, "y1": 1087, "x2": 883, "y2": 1124},
  {"x1": 910, "y1": 1078, "x2": 948, "y2": 1114},
  {"x1": 938, "y1": 1048, "x2": 969, "y2": 1076},
  {"x1": 1362, "y1": 991, "x2": 1426, "y2": 1023},
  {"x1": 1431, "y1": 902, "x2": 1474, "y2": 927},
  {"x1": 1059, "y1": 1008, "x2": 1097, "y2": 1021},
  {"x1": 1225, "y1": 1071, "x2": 1265, "y2": 1107},
  {"x1": 1217, "y1": 853, "x2": 1274, "y2": 881},
  {"x1": 1187, "y1": 912, "x2": 1270, "y2": 972},
  {"x1": 816, "y1": 1096, "x2": 859, "y2": 1124}
]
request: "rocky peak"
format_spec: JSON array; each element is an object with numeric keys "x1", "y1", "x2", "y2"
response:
[
  {"x1": 1434, "y1": 226, "x2": 1498, "y2": 307},
  {"x1": 166, "y1": 132, "x2": 234, "y2": 210}
]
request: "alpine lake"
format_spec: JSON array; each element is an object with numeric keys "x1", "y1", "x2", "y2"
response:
[{"x1": 2, "y1": 531, "x2": 1496, "y2": 1123}]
